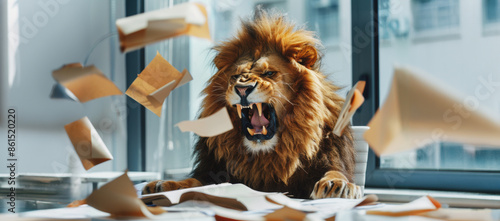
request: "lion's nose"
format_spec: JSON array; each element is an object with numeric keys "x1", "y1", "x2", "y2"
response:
[
  {"x1": 235, "y1": 83, "x2": 257, "y2": 106},
  {"x1": 235, "y1": 85, "x2": 255, "y2": 97}
]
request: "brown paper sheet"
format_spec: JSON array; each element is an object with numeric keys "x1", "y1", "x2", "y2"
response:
[
  {"x1": 176, "y1": 107, "x2": 234, "y2": 137},
  {"x1": 333, "y1": 81, "x2": 366, "y2": 136},
  {"x1": 116, "y1": 2, "x2": 211, "y2": 52},
  {"x1": 364, "y1": 66, "x2": 500, "y2": 156},
  {"x1": 366, "y1": 195, "x2": 441, "y2": 217},
  {"x1": 52, "y1": 63, "x2": 122, "y2": 103},
  {"x1": 422, "y1": 208, "x2": 493, "y2": 220},
  {"x1": 125, "y1": 52, "x2": 192, "y2": 117},
  {"x1": 264, "y1": 206, "x2": 306, "y2": 221},
  {"x1": 86, "y1": 172, "x2": 165, "y2": 218},
  {"x1": 64, "y1": 117, "x2": 113, "y2": 170}
]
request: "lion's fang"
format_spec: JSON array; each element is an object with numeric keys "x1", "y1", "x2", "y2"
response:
[
  {"x1": 255, "y1": 103, "x2": 263, "y2": 117},
  {"x1": 236, "y1": 104, "x2": 242, "y2": 118},
  {"x1": 262, "y1": 126, "x2": 268, "y2": 135},
  {"x1": 247, "y1": 127, "x2": 255, "y2": 136}
]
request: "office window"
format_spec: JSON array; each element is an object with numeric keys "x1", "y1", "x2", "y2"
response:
[
  {"x1": 213, "y1": 1, "x2": 235, "y2": 42},
  {"x1": 308, "y1": 0, "x2": 340, "y2": 45},
  {"x1": 144, "y1": 0, "x2": 353, "y2": 179},
  {"x1": 378, "y1": 0, "x2": 392, "y2": 40},
  {"x1": 412, "y1": 0, "x2": 460, "y2": 32},
  {"x1": 367, "y1": 0, "x2": 500, "y2": 192},
  {"x1": 483, "y1": 0, "x2": 500, "y2": 35},
  {"x1": 1, "y1": 0, "x2": 127, "y2": 174},
  {"x1": 484, "y1": 0, "x2": 500, "y2": 24}
]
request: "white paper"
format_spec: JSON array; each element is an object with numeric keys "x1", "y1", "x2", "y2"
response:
[{"x1": 176, "y1": 107, "x2": 234, "y2": 137}]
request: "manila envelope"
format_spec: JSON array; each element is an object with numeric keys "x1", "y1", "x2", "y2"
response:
[
  {"x1": 52, "y1": 63, "x2": 122, "y2": 103},
  {"x1": 64, "y1": 117, "x2": 113, "y2": 170},
  {"x1": 116, "y1": 2, "x2": 211, "y2": 53},
  {"x1": 125, "y1": 51, "x2": 192, "y2": 117},
  {"x1": 364, "y1": 66, "x2": 500, "y2": 156},
  {"x1": 86, "y1": 172, "x2": 164, "y2": 218}
]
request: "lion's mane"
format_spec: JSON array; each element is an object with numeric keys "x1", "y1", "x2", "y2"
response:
[{"x1": 191, "y1": 12, "x2": 355, "y2": 198}]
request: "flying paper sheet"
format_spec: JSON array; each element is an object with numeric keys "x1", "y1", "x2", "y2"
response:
[
  {"x1": 333, "y1": 81, "x2": 366, "y2": 136},
  {"x1": 86, "y1": 172, "x2": 165, "y2": 218},
  {"x1": 50, "y1": 83, "x2": 79, "y2": 101},
  {"x1": 64, "y1": 117, "x2": 113, "y2": 170},
  {"x1": 52, "y1": 63, "x2": 122, "y2": 103},
  {"x1": 364, "y1": 66, "x2": 500, "y2": 156},
  {"x1": 116, "y1": 2, "x2": 211, "y2": 52},
  {"x1": 176, "y1": 107, "x2": 233, "y2": 137},
  {"x1": 126, "y1": 52, "x2": 193, "y2": 117}
]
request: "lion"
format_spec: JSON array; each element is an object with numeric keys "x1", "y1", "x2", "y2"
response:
[{"x1": 143, "y1": 11, "x2": 362, "y2": 199}]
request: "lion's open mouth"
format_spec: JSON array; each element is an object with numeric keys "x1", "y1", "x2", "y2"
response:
[{"x1": 234, "y1": 103, "x2": 277, "y2": 141}]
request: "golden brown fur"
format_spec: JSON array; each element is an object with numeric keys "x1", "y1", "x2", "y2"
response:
[{"x1": 143, "y1": 11, "x2": 361, "y2": 199}]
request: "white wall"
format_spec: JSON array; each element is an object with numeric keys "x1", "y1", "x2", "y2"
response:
[{"x1": 0, "y1": 0, "x2": 127, "y2": 174}]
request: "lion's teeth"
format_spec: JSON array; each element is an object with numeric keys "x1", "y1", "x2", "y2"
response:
[
  {"x1": 247, "y1": 127, "x2": 255, "y2": 136},
  {"x1": 236, "y1": 104, "x2": 242, "y2": 119},
  {"x1": 256, "y1": 103, "x2": 262, "y2": 117},
  {"x1": 262, "y1": 126, "x2": 268, "y2": 135}
]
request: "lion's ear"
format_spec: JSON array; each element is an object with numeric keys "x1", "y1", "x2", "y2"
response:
[{"x1": 288, "y1": 44, "x2": 318, "y2": 69}]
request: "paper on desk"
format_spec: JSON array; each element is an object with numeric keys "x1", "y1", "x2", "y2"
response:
[
  {"x1": 126, "y1": 52, "x2": 193, "y2": 117},
  {"x1": 64, "y1": 117, "x2": 113, "y2": 170},
  {"x1": 264, "y1": 206, "x2": 307, "y2": 221},
  {"x1": 176, "y1": 107, "x2": 233, "y2": 137},
  {"x1": 422, "y1": 208, "x2": 493, "y2": 221},
  {"x1": 364, "y1": 66, "x2": 500, "y2": 156},
  {"x1": 302, "y1": 194, "x2": 379, "y2": 219},
  {"x1": 366, "y1": 195, "x2": 441, "y2": 217},
  {"x1": 52, "y1": 63, "x2": 122, "y2": 103},
  {"x1": 116, "y1": 2, "x2": 210, "y2": 52},
  {"x1": 333, "y1": 81, "x2": 366, "y2": 136},
  {"x1": 86, "y1": 172, "x2": 165, "y2": 218},
  {"x1": 141, "y1": 183, "x2": 281, "y2": 211}
]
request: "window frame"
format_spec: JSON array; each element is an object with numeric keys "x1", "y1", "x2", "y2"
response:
[
  {"x1": 125, "y1": 0, "x2": 500, "y2": 193},
  {"x1": 353, "y1": 0, "x2": 500, "y2": 194},
  {"x1": 125, "y1": 0, "x2": 146, "y2": 172}
]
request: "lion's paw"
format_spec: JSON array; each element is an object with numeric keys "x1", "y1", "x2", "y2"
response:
[
  {"x1": 142, "y1": 178, "x2": 202, "y2": 195},
  {"x1": 310, "y1": 178, "x2": 362, "y2": 199}
]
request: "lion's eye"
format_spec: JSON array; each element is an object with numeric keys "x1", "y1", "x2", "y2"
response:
[{"x1": 262, "y1": 71, "x2": 277, "y2": 77}]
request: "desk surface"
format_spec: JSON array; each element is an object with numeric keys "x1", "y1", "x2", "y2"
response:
[
  {"x1": 3, "y1": 205, "x2": 500, "y2": 221},
  {"x1": 0, "y1": 171, "x2": 161, "y2": 183}
]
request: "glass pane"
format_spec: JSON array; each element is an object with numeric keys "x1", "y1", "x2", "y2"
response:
[
  {"x1": 1, "y1": 0, "x2": 127, "y2": 211},
  {"x1": 144, "y1": 0, "x2": 353, "y2": 179},
  {"x1": 485, "y1": 0, "x2": 500, "y2": 24},
  {"x1": 378, "y1": 0, "x2": 500, "y2": 171}
]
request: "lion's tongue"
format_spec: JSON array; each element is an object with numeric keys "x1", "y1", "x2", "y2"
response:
[{"x1": 251, "y1": 108, "x2": 269, "y2": 133}]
